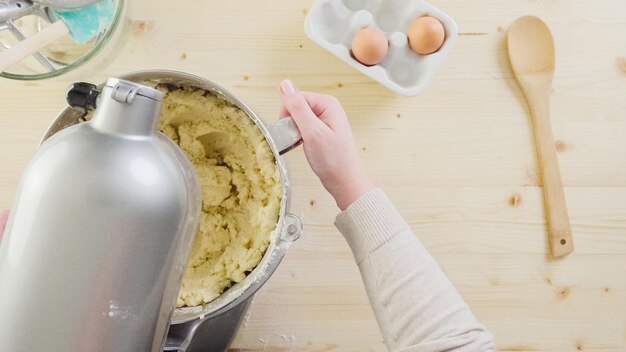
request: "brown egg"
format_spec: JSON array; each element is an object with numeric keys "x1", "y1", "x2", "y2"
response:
[
  {"x1": 407, "y1": 16, "x2": 446, "y2": 55},
  {"x1": 351, "y1": 27, "x2": 389, "y2": 66}
]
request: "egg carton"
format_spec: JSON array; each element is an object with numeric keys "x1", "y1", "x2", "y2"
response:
[{"x1": 304, "y1": 0, "x2": 458, "y2": 96}]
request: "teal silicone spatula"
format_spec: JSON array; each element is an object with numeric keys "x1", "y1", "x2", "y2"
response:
[{"x1": 0, "y1": 0, "x2": 116, "y2": 72}]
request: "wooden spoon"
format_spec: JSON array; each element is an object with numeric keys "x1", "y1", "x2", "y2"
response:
[{"x1": 507, "y1": 16, "x2": 574, "y2": 257}]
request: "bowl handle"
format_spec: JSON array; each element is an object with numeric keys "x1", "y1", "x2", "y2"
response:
[{"x1": 267, "y1": 117, "x2": 302, "y2": 155}]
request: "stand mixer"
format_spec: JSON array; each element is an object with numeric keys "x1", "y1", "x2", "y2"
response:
[{"x1": 0, "y1": 71, "x2": 303, "y2": 351}]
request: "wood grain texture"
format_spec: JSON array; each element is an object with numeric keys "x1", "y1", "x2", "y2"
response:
[{"x1": 1, "y1": 0, "x2": 626, "y2": 351}]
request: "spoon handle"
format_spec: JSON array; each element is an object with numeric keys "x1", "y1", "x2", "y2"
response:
[{"x1": 529, "y1": 94, "x2": 574, "y2": 257}]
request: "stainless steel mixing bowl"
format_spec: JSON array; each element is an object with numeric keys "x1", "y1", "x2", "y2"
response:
[{"x1": 42, "y1": 70, "x2": 303, "y2": 351}]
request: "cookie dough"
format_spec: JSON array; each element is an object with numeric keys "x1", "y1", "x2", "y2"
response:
[{"x1": 155, "y1": 86, "x2": 282, "y2": 307}]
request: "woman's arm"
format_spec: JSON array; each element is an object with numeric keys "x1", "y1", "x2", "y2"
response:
[
  {"x1": 336, "y1": 189, "x2": 494, "y2": 351},
  {"x1": 278, "y1": 80, "x2": 494, "y2": 351}
]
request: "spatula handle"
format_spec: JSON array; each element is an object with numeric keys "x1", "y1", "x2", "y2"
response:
[
  {"x1": 0, "y1": 20, "x2": 68, "y2": 73},
  {"x1": 529, "y1": 95, "x2": 574, "y2": 257}
]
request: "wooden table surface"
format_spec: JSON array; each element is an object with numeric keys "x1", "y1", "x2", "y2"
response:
[{"x1": 1, "y1": 1, "x2": 626, "y2": 351}]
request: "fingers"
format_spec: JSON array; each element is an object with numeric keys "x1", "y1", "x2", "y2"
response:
[
  {"x1": 278, "y1": 85, "x2": 345, "y2": 128},
  {"x1": 300, "y1": 92, "x2": 338, "y2": 116},
  {"x1": 279, "y1": 92, "x2": 328, "y2": 120},
  {"x1": 300, "y1": 92, "x2": 345, "y2": 129},
  {"x1": 279, "y1": 105, "x2": 290, "y2": 119},
  {"x1": 278, "y1": 80, "x2": 348, "y2": 135},
  {"x1": 279, "y1": 80, "x2": 330, "y2": 140}
]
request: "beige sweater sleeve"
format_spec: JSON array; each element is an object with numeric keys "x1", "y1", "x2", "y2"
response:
[{"x1": 335, "y1": 189, "x2": 494, "y2": 352}]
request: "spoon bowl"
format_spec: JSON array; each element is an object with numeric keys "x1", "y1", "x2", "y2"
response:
[{"x1": 508, "y1": 16, "x2": 555, "y2": 87}]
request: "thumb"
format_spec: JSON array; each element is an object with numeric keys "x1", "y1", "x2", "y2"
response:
[{"x1": 279, "y1": 80, "x2": 326, "y2": 139}]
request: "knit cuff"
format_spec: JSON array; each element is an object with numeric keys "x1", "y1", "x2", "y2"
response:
[{"x1": 334, "y1": 188, "x2": 409, "y2": 263}]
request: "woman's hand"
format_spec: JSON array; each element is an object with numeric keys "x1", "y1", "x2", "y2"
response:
[
  {"x1": 0, "y1": 210, "x2": 8, "y2": 242},
  {"x1": 279, "y1": 79, "x2": 374, "y2": 210}
]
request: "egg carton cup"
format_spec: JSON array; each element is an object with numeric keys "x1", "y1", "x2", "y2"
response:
[{"x1": 304, "y1": 0, "x2": 458, "y2": 96}]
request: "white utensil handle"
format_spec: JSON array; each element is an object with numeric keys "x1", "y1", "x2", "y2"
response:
[{"x1": 0, "y1": 20, "x2": 68, "y2": 73}]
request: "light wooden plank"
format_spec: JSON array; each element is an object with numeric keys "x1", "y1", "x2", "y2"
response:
[{"x1": 1, "y1": 0, "x2": 625, "y2": 351}]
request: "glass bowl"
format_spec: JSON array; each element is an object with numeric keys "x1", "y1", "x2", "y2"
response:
[{"x1": 0, "y1": 0, "x2": 126, "y2": 80}]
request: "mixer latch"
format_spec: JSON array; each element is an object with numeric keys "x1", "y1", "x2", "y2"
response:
[{"x1": 66, "y1": 82, "x2": 100, "y2": 112}]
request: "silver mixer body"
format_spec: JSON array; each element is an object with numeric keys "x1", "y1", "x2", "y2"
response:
[{"x1": 0, "y1": 78, "x2": 202, "y2": 351}]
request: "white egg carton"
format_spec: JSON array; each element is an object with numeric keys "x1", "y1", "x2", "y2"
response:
[{"x1": 304, "y1": 0, "x2": 458, "y2": 96}]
